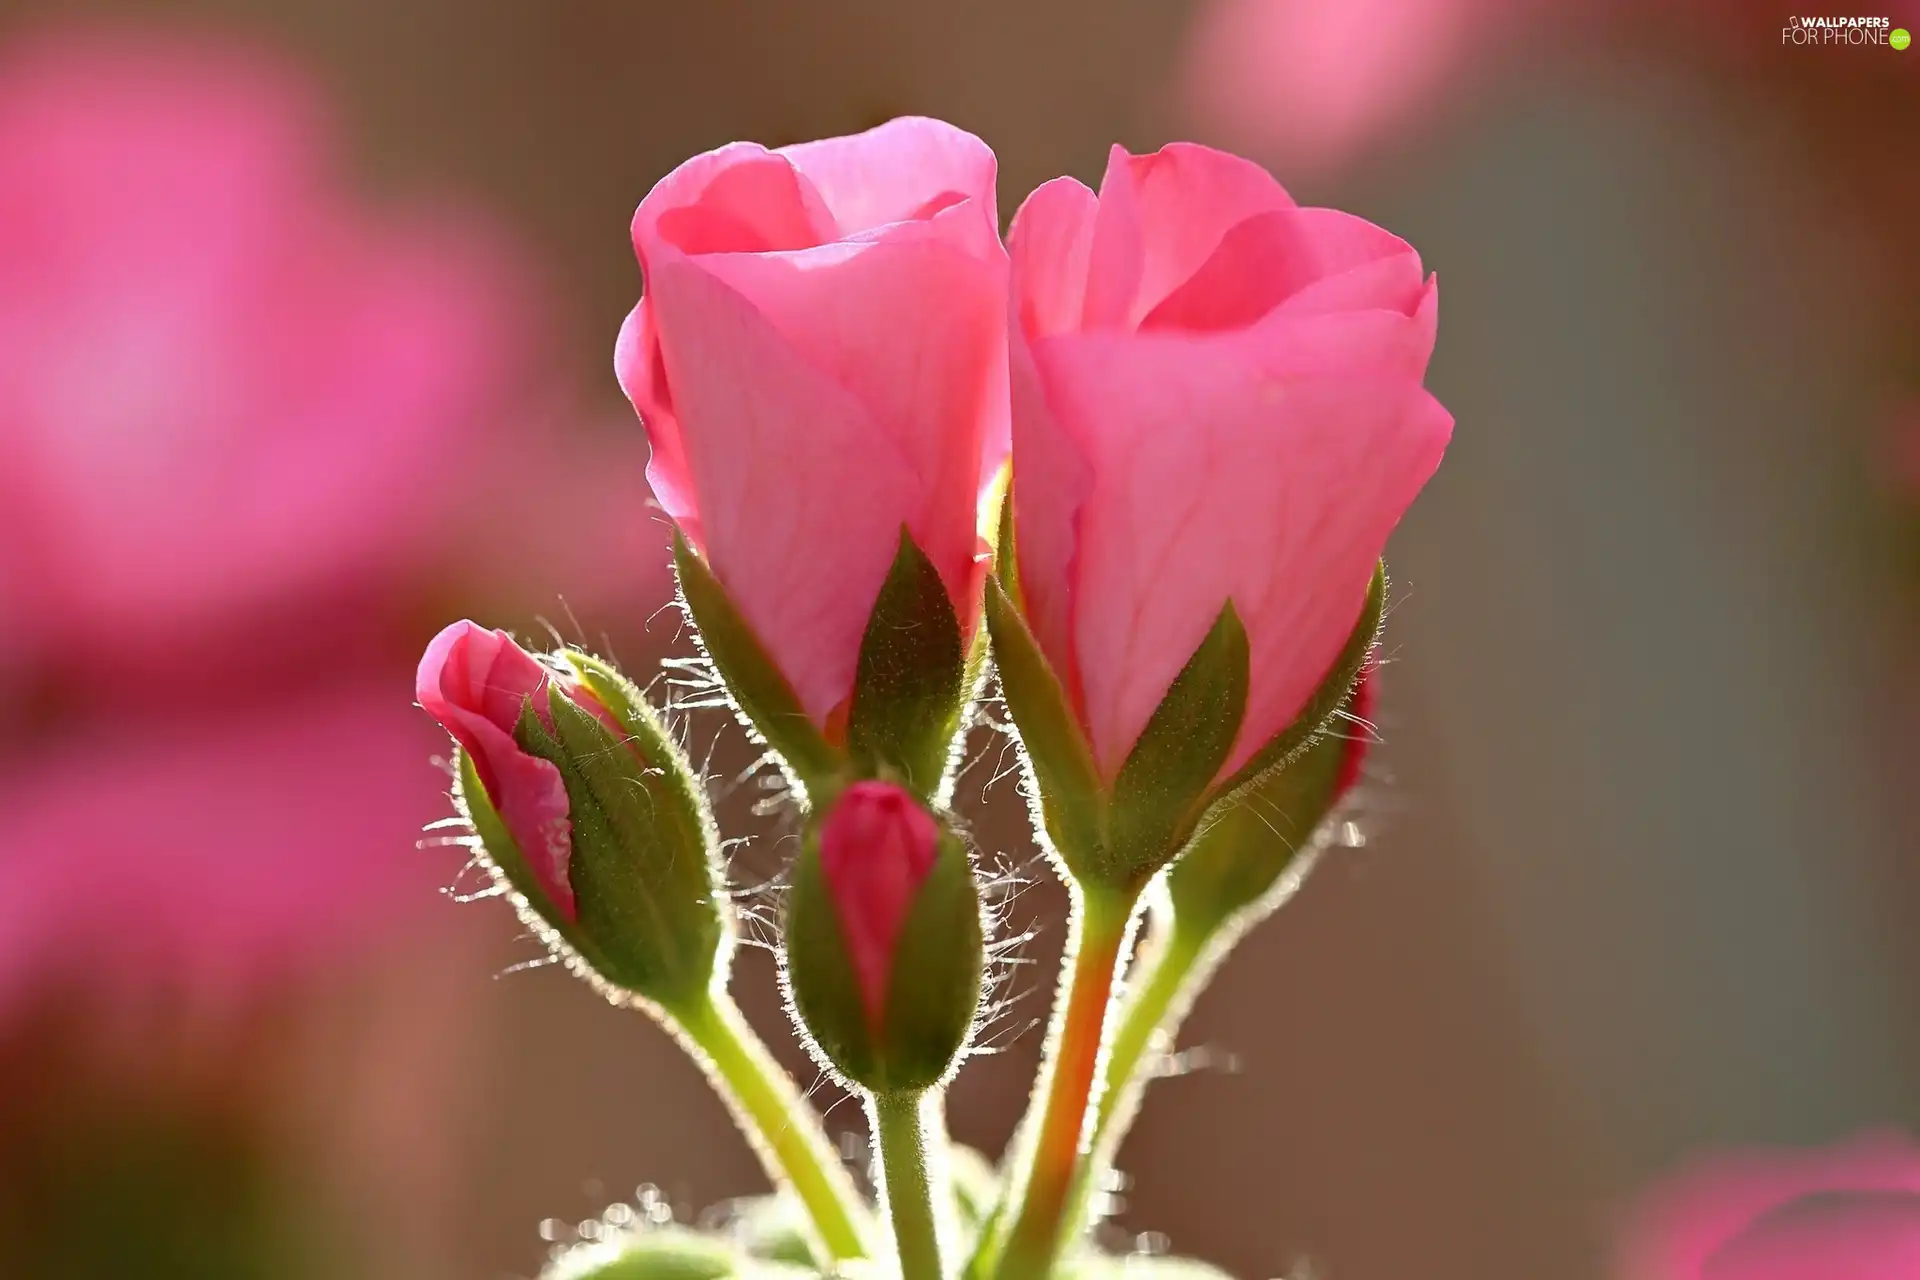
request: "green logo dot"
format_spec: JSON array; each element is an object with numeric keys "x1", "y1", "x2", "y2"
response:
[{"x1": 1893, "y1": 27, "x2": 1911, "y2": 49}]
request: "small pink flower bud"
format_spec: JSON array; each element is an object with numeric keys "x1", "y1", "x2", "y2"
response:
[
  {"x1": 415, "y1": 620, "x2": 614, "y2": 918},
  {"x1": 817, "y1": 781, "x2": 942, "y2": 1027},
  {"x1": 784, "y1": 782, "x2": 983, "y2": 1092},
  {"x1": 417, "y1": 622, "x2": 730, "y2": 1008}
]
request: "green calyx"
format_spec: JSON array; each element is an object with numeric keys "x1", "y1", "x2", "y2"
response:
[
  {"x1": 985, "y1": 558, "x2": 1386, "y2": 896},
  {"x1": 783, "y1": 827, "x2": 984, "y2": 1095},
  {"x1": 1210, "y1": 563, "x2": 1386, "y2": 802},
  {"x1": 1164, "y1": 681, "x2": 1362, "y2": 940},
  {"x1": 459, "y1": 651, "x2": 728, "y2": 1012},
  {"x1": 847, "y1": 529, "x2": 970, "y2": 802},
  {"x1": 673, "y1": 528, "x2": 973, "y2": 810},
  {"x1": 673, "y1": 531, "x2": 842, "y2": 803}
]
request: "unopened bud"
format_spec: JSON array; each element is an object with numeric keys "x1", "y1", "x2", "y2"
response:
[
  {"x1": 418, "y1": 621, "x2": 727, "y2": 1011},
  {"x1": 783, "y1": 782, "x2": 983, "y2": 1093}
]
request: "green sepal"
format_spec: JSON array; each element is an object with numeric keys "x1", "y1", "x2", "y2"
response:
[
  {"x1": 542, "y1": 1227, "x2": 813, "y2": 1280},
  {"x1": 562, "y1": 650, "x2": 689, "y2": 776},
  {"x1": 1165, "y1": 686, "x2": 1355, "y2": 938},
  {"x1": 783, "y1": 831, "x2": 983, "y2": 1095},
  {"x1": 879, "y1": 834, "x2": 985, "y2": 1090},
  {"x1": 1103, "y1": 601, "x2": 1250, "y2": 888},
  {"x1": 989, "y1": 472, "x2": 1022, "y2": 614},
  {"x1": 782, "y1": 840, "x2": 876, "y2": 1085},
  {"x1": 846, "y1": 528, "x2": 967, "y2": 800},
  {"x1": 672, "y1": 531, "x2": 842, "y2": 801},
  {"x1": 983, "y1": 575, "x2": 1104, "y2": 874},
  {"x1": 1211, "y1": 561, "x2": 1385, "y2": 802},
  {"x1": 498, "y1": 679, "x2": 725, "y2": 1011}
]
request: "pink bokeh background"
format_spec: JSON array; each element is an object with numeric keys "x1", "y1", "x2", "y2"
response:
[{"x1": 0, "y1": 4, "x2": 1915, "y2": 1279}]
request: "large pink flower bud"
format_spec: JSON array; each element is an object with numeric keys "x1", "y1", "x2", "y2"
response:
[
  {"x1": 615, "y1": 117, "x2": 1009, "y2": 766},
  {"x1": 1006, "y1": 142, "x2": 1451, "y2": 787}
]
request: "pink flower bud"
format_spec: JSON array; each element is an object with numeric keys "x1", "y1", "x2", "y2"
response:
[
  {"x1": 614, "y1": 118, "x2": 1009, "y2": 730},
  {"x1": 415, "y1": 621, "x2": 614, "y2": 918},
  {"x1": 1616, "y1": 1134, "x2": 1920, "y2": 1280},
  {"x1": 816, "y1": 781, "x2": 942, "y2": 1027},
  {"x1": 1007, "y1": 142, "x2": 1451, "y2": 783}
]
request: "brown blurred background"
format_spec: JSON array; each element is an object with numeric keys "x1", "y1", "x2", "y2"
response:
[{"x1": 2, "y1": 2, "x2": 1917, "y2": 1278}]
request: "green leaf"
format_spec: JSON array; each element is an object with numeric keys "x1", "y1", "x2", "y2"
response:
[
  {"x1": 879, "y1": 835, "x2": 985, "y2": 1092},
  {"x1": 1105, "y1": 601, "x2": 1251, "y2": 886},
  {"x1": 982, "y1": 576, "x2": 1105, "y2": 874},
  {"x1": 1211, "y1": 561, "x2": 1385, "y2": 802},
  {"x1": 672, "y1": 531, "x2": 842, "y2": 800},
  {"x1": 846, "y1": 528, "x2": 968, "y2": 799}
]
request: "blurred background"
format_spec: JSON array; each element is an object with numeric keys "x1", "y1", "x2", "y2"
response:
[{"x1": 0, "y1": 2, "x2": 1916, "y2": 1278}]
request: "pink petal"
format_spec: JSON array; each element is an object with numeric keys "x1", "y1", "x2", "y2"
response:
[
  {"x1": 1008, "y1": 331, "x2": 1096, "y2": 702},
  {"x1": 682, "y1": 220, "x2": 1006, "y2": 625},
  {"x1": 416, "y1": 622, "x2": 575, "y2": 914},
  {"x1": 630, "y1": 141, "x2": 835, "y2": 260},
  {"x1": 645, "y1": 254, "x2": 924, "y2": 722},
  {"x1": 817, "y1": 781, "x2": 941, "y2": 1027},
  {"x1": 1030, "y1": 331, "x2": 1449, "y2": 777},
  {"x1": 615, "y1": 297, "x2": 701, "y2": 543},
  {"x1": 1009, "y1": 176, "x2": 1101, "y2": 340},
  {"x1": 1082, "y1": 142, "x2": 1296, "y2": 330},
  {"x1": 1140, "y1": 206, "x2": 1421, "y2": 332},
  {"x1": 778, "y1": 116, "x2": 998, "y2": 240}
]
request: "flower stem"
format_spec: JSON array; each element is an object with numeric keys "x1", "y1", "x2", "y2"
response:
[
  {"x1": 674, "y1": 994, "x2": 871, "y2": 1263},
  {"x1": 1066, "y1": 919, "x2": 1209, "y2": 1234},
  {"x1": 986, "y1": 881, "x2": 1142, "y2": 1278},
  {"x1": 872, "y1": 1090, "x2": 948, "y2": 1280}
]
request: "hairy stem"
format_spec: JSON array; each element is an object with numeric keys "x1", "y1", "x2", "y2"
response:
[
  {"x1": 873, "y1": 1090, "x2": 949, "y2": 1280},
  {"x1": 981, "y1": 882, "x2": 1142, "y2": 1278},
  {"x1": 675, "y1": 994, "x2": 871, "y2": 1263},
  {"x1": 1067, "y1": 919, "x2": 1209, "y2": 1235}
]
